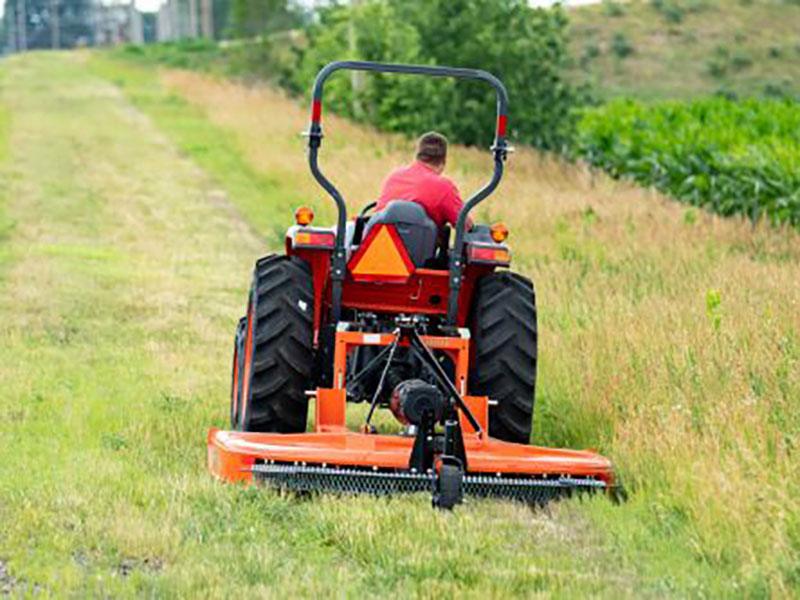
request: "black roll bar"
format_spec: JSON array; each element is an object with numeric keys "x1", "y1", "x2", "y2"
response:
[{"x1": 305, "y1": 60, "x2": 510, "y2": 324}]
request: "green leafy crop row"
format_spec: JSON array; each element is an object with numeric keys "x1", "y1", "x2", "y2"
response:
[{"x1": 576, "y1": 98, "x2": 800, "y2": 227}]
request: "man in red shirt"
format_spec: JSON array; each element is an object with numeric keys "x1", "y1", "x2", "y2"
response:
[{"x1": 377, "y1": 132, "x2": 473, "y2": 230}]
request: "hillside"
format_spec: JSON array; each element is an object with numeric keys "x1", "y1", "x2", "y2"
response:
[
  {"x1": 568, "y1": 0, "x2": 800, "y2": 100},
  {"x1": 0, "y1": 51, "x2": 798, "y2": 596}
]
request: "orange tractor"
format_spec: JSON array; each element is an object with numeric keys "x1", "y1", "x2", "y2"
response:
[{"x1": 208, "y1": 61, "x2": 615, "y2": 508}]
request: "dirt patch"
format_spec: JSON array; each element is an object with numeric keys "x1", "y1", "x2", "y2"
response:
[
  {"x1": 116, "y1": 557, "x2": 164, "y2": 578},
  {"x1": 0, "y1": 560, "x2": 18, "y2": 596}
]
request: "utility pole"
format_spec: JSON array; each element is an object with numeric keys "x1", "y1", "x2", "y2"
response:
[
  {"x1": 169, "y1": 0, "x2": 180, "y2": 39},
  {"x1": 200, "y1": 0, "x2": 213, "y2": 39},
  {"x1": 16, "y1": 0, "x2": 27, "y2": 51},
  {"x1": 157, "y1": 0, "x2": 171, "y2": 41},
  {"x1": 188, "y1": 0, "x2": 198, "y2": 37},
  {"x1": 9, "y1": 0, "x2": 17, "y2": 52},
  {"x1": 91, "y1": 0, "x2": 98, "y2": 46},
  {"x1": 129, "y1": 0, "x2": 144, "y2": 44},
  {"x1": 349, "y1": 0, "x2": 364, "y2": 118},
  {"x1": 50, "y1": 0, "x2": 61, "y2": 49}
]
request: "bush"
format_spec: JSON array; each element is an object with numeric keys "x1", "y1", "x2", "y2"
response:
[
  {"x1": 706, "y1": 45, "x2": 752, "y2": 79},
  {"x1": 611, "y1": 32, "x2": 635, "y2": 59},
  {"x1": 602, "y1": 0, "x2": 626, "y2": 17},
  {"x1": 115, "y1": 1, "x2": 582, "y2": 152},
  {"x1": 730, "y1": 50, "x2": 753, "y2": 71},
  {"x1": 580, "y1": 43, "x2": 602, "y2": 68},
  {"x1": 575, "y1": 98, "x2": 800, "y2": 227},
  {"x1": 651, "y1": 0, "x2": 685, "y2": 23},
  {"x1": 707, "y1": 60, "x2": 727, "y2": 79},
  {"x1": 294, "y1": 0, "x2": 581, "y2": 151}
]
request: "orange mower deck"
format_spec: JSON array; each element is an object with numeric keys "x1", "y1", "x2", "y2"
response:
[
  {"x1": 208, "y1": 428, "x2": 614, "y2": 484},
  {"x1": 210, "y1": 327, "x2": 615, "y2": 505}
]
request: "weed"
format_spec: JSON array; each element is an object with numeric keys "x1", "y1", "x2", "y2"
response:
[{"x1": 705, "y1": 288, "x2": 722, "y2": 331}]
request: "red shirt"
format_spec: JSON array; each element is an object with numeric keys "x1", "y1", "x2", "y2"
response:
[{"x1": 377, "y1": 161, "x2": 469, "y2": 229}]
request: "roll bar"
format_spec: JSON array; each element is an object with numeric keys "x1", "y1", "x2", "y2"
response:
[{"x1": 305, "y1": 60, "x2": 510, "y2": 324}]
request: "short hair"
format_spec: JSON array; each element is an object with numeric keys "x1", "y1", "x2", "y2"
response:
[{"x1": 416, "y1": 131, "x2": 448, "y2": 166}]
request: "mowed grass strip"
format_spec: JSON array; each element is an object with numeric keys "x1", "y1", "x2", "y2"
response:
[
  {"x1": 0, "y1": 70, "x2": 12, "y2": 275},
  {"x1": 0, "y1": 51, "x2": 647, "y2": 598},
  {"x1": 97, "y1": 56, "x2": 800, "y2": 594}
]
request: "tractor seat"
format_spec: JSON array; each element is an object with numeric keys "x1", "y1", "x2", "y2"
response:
[{"x1": 364, "y1": 201, "x2": 438, "y2": 268}]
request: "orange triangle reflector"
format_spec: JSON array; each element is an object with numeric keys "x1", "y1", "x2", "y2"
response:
[{"x1": 349, "y1": 224, "x2": 414, "y2": 283}]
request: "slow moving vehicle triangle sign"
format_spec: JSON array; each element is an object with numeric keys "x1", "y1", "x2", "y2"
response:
[{"x1": 349, "y1": 224, "x2": 414, "y2": 282}]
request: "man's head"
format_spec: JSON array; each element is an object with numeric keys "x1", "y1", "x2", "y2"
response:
[{"x1": 416, "y1": 131, "x2": 448, "y2": 173}]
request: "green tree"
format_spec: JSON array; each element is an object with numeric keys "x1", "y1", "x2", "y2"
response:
[
  {"x1": 295, "y1": 0, "x2": 580, "y2": 151},
  {"x1": 392, "y1": 0, "x2": 579, "y2": 150},
  {"x1": 297, "y1": 2, "x2": 440, "y2": 134}
]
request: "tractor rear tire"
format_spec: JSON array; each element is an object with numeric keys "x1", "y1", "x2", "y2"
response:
[
  {"x1": 469, "y1": 272, "x2": 537, "y2": 444},
  {"x1": 230, "y1": 317, "x2": 246, "y2": 429},
  {"x1": 240, "y1": 255, "x2": 314, "y2": 433}
]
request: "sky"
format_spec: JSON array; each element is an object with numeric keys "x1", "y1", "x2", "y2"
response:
[
  {"x1": 2, "y1": 0, "x2": 601, "y2": 24},
  {"x1": 133, "y1": 0, "x2": 601, "y2": 15}
]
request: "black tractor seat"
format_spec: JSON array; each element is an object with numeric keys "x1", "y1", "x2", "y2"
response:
[{"x1": 360, "y1": 200, "x2": 441, "y2": 268}]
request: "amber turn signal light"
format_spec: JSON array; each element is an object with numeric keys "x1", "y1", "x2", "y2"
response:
[
  {"x1": 490, "y1": 222, "x2": 509, "y2": 242},
  {"x1": 295, "y1": 206, "x2": 315, "y2": 226}
]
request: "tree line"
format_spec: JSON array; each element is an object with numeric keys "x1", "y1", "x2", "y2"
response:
[
  {"x1": 3, "y1": 0, "x2": 580, "y2": 151},
  {"x1": 217, "y1": 0, "x2": 579, "y2": 151}
]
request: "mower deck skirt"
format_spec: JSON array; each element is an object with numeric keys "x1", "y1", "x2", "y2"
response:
[{"x1": 207, "y1": 429, "x2": 614, "y2": 489}]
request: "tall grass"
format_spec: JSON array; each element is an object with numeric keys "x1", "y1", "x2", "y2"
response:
[{"x1": 158, "y1": 67, "x2": 800, "y2": 594}]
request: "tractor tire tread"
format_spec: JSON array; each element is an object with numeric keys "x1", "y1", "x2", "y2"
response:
[
  {"x1": 469, "y1": 271, "x2": 537, "y2": 444},
  {"x1": 244, "y1": 255, "x2": 314, "y2": 433}
]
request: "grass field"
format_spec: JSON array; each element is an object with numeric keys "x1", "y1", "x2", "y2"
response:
[
  {"x1": 0, "y1": 51, "x2": 798, "y2": 596},
  {"x1": 568, "y1": 0, "x2": 800, "y2": 100}
]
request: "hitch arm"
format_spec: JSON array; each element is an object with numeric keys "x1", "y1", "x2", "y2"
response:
[{"x1": 407, "y1": 328, "x2": 483, "y2": 435}]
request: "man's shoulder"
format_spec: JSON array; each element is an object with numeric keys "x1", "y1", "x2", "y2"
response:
[
  {"x1": 434, "y1": 173, "x2": 460, "y2": 197},
  {"x1": 385, "y1": 164, "x2": 408, "y2": 178},
  {"x1": 383, "y1": 163, "x2": 416, "y2": 182},
  {"x1": 415, "y1": 163, "x2": 456, "y2": 189},
  {"x1": 438, "y1": 173, "x2": 458, "y2": 188}
]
